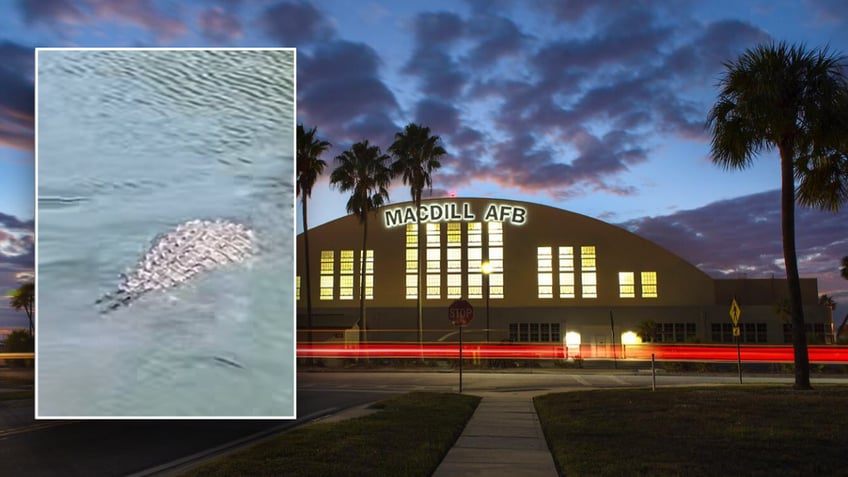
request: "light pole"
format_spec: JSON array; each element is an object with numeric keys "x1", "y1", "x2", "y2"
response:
[{"x1": 482, "y1": 261, "x2": 492, "y2": 343}]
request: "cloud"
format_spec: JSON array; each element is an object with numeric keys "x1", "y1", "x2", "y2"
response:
[
  {"x1": 87, "y1": 0, "x2": 187, "y2": 42},
  {"x1": 198, "y1": 7, "x2": 242, "y2": 43},
  {"x1": 619, "y1": 190, "x2": 848, "y2": 286},
  {"x1": 259, "y1": 1, "x2": 336, "y2": 46},
  {"x1": 0, "y1": 41, "x2": 34, "y2": 152},
  {"x1": 18, "y1": 0, "x2": 87, "y2": 25},
  {"x1": 298, "y1": 40, "x2": 400, "y2": 147}
]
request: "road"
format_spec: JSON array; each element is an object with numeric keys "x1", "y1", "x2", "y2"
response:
[{"x1": 1, "y1": 370, "x2": 845, "y2": 476}]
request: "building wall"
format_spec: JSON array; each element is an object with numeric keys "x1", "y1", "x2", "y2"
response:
[{"x1": 296, "y1": 198, "x2": 830, "y2": 345}]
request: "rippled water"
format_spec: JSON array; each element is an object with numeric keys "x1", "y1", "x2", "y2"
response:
[{"x1": 36, "y1": 49, "x2": 295, "y2": 417}]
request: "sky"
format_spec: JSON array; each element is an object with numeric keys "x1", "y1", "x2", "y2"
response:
[{"x1": 1, "y1": 0, "x2": 847, "y2": 331}]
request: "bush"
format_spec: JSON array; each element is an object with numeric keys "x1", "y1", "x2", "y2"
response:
[{"x1": 4, "y1": 330, "x2": 33, "y2": 368}]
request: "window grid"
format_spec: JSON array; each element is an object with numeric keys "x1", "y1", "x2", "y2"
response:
[
  {"x1": 361, "y1": 250, "x2": 374, "y2": 300},
  {"x1": 339, "y1": 250, "x2": 354, "y2": 300},
  {"x1": 319, "y1": 250, "x2": 334, "y2": 300},
  {"x1": 447, "y1": 222, "x2": 461, "y2": 247},
  {"x1": 447, "y1": 274, "x2": 462, "y2": 299},
  {"x1": 641, "y1": 271, "x2": 658, "y2": 298},
  {"x1": 619, "y1": 272, "x2": 635, "y2": 298},
  {"x1": 405, "y1": 224, "x2": 418, "y2": 299},
  {"x1": 296, "y1": 275, "x2": 300, "y2": 301},
  {"x1": 488, "y1": 223, "x2": 504, "y2": 299},
  {"x1": 468, "y1": 222, "x2": 482, "y2": 298},
  {"x1": 538, "y1": 246, "x2": 553, "y2": 298}
]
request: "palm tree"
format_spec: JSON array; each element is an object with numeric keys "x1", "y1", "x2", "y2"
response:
[
  {"x1": 819, "y1": 294, "x2": 837, "y2": 343},
  {"x1": 330, "y1": 140, "x2": 392, "y2": 346},
  {"x1": 297, "y1": 124, "x2": 330, "y2": 359},
  {"x1": 9, "y1": 283, "x2": 34, "y2": 336},
  {"x1": 707, "y1": 41, "x2": 848, "y2": 389},
  {"x1": 389, "y1": 123, "x2": 447, "y2": 348},
  {"x1": 636, "y1": 320, "x2": 657, "y2": 343}
]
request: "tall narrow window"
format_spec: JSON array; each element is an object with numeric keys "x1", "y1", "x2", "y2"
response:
[
  {"x1": 296, "y1": 275, "x2": 300, "y2": 301},
  {"x1": 619, "y1": 272, "x2": 635, "y2": 298},
  {"x1": 447, "y1": 247, "x2": 462, "y2": 299},
  {"x1": 426, "y1": 223, "x2": 441, "y2": 299},
  {"x1": 320, "y1": 250, "x2": 334, "y2": 300},
  {"x1": 339, "y1": 250, "x2": 354, "y2": 300},
  {"x1": 405, "y1": 224, "x2": 418, "y2": 299},
  {"x1": 488, "y1": 222, "x2": 504, "y2": 299},
  {"x1": 580, "y1": 246, "x2": 597, "y2": 298},
  {"x1": 537, "y1": 246, "x2": 553, "y2": 298},
  {"x1": 447, "y1": 222, "x2": 461, "y2": 247},
  {"x1": 558, "y1": 246, "x2": 575, "y2": 298},
  {"x1": 467, "y1": 222, "x2": 482, "y2": 299},
  {"x1": 641, "y1": 271, "x2": 658, "y2": 298},
  {"x1": 360, "y1": 250, "x2": 374, "y2": 300}
]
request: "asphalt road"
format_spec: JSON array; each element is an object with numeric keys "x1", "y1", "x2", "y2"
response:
[{"x1": 2, "y1": 369, "x2": 846, "y2": 476}]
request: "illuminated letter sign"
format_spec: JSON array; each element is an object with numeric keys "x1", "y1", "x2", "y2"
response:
[{"x1": 383, "y1": 202, "x2": 527, "y2": 228}]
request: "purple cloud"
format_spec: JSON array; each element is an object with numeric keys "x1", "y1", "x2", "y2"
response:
[
  {"x1": 88, "y1": 0, "x2": 187, "y2": 43},
  {"x1": 259, "y1": 1, "x2": 336, "y2": 46},
  {"x1": 0, "y1": 41, "x2": 34, "y2": 152},
  {"x1": 18, "y1": 0, "x2": 87, "y2": 25},
  {"x1": 198, "y1": 7, "x2": 242, "y2": 43}
]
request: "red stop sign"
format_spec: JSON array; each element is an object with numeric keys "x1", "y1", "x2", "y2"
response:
[{"x1": 448, "y1": 299, "x2": 474, "y2": 327}]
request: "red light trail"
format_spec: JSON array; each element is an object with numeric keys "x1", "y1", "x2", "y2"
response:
[{"x1": 296, "y1": 343, "x2": 848, "y2": 363}]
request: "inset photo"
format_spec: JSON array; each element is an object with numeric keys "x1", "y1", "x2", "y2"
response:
[{"x1": 35, "y1": 48, "x2": 296, "y2": 419}]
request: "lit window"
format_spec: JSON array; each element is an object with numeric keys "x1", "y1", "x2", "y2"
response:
[
  {"x1": 467, "y1": 247, "x2": 482, "y2": 272},
  {"x1": 320, "y1": 250, "x2": 334, "y2": 300},
  {"x1": 427, "y1": 248, "x2": 441, "y2": 272},
  {"x1": 426, "y1": 274, "x2": 441, "y2": 299},
  {"x1": 296, "y1": 275, "x2": 300, "y2": 301},
  {"x1": 447, "y1": 248, "x2": 461, "y2": 272},
  {"x1": 489, "y1": 246, "x2": 504, "y2": 272},
  {"x1": 538, "y1": 272, "x2": 553, "y2": 298},
  {"x1": 582, "y1": 272, "x2": 597, "y2": 299},
  {"x1": 405, "y1": 249, "x2": 418, "y2": 272},
  {"x1": 538, "y1": 246, "x2": 553, "y2": 298},
  {"x1": 361, "y1": 250, "x2": 374, "y2": 300},
  {"x1": 559, "y1": 273, "x2": 575, "y2": 298},
  {"x1": 406, "y1": 274, "x2": 417, "y2": 299},
  {"x1": 339, "y1": 250, "x2": 354, "y2": 299},
  {"x1": 447, "y1": 222, "x2": 461, "y2": 247},
  {"x1": 467, "y1": 222, "x2": 482, "y2": 246},
  {"x1": 468, "y1": 222, "x2": 482, "y2": 299},
  {"x1": 406, "y1": 223, "x2": 418, "y2": 247},
  {"x1": 339, "y1": 275, "x2": 354, "y2": 300},
  {"x1": 490, "y1": 273, "x2": 504, "y2": 299},
  {"x1": 581, "y1": 246, "x2": 596, "y2": 271},
  {"x1": 537, "y1": 246, "x2": 552, "y2": 271},
  {"x1": 426, "y1": 223, "x2": 441, "y2": 247},
  {"x1": 619, "y1": 272, "x2": 635, "y2": 298},
  {"x1": 642, "y1": 271, "x2": 658, "y2": 298},
  {"x1": 447, "y1": 274, "x2": 462, "y2": 298},
  {"x1": 468, "y1": 274, "x2": 482, "y2": 299},
  {"x1": 488, "y1": 221, "x2": 503, "y2": 246},
  {"x1": 406, "y1": 224, "x2": 418, "y2": 300},
  {"x1": 559, "y1": 246, "x2": 575, "y2": 298}
]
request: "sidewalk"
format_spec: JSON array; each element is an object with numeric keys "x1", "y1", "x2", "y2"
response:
[{"x1": 433, "y1": 393, "x2": 559, "y2": 476}]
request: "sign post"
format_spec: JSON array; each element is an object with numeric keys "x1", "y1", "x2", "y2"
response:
[
  {"x1": 449, "y1": 299, "x2": 474, "y2": 393},
  {"x1": 730, "y1": 298, "x2": 742, "y2": 384}
]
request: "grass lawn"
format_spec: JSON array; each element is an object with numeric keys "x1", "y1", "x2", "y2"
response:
[
  {"x1": 535, "y1": 386, "x2": 848, "y2": 476},
  {"x1": 181, "y1": 391, "x2": 480, "y2": 477}
]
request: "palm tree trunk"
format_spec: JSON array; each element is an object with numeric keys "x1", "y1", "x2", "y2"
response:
[
  {"x1": 360, "y1": 214, "x2": 368, "y2": 349},
  {"x1": 302, "y1": 195, "x2": 314, "y2": 366},
  {"x1": 416, "y1": 193, "x2": 424, "y2": 356},
  {"x1": 780, "y1": 144, "x2": 811, "y2": 389}
]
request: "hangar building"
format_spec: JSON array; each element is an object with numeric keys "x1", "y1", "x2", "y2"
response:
[{"x1": 296, "y1": 198, "x2": 831, "y2": 348}]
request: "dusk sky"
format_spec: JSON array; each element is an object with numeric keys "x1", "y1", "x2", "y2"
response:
[{"x1": 2, "y1": 0, "x2": 847, "y2": 331}]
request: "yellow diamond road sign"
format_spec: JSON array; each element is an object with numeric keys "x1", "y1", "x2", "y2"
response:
[{"x1": 729, "y1": 299, "x2": 741, "y2": 326}]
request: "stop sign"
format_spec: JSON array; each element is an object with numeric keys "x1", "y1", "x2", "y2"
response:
[{"x1": 448, "y1": 299, "x2": 474, "y2": 327}]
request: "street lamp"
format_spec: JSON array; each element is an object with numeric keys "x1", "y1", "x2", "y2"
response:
[{"x1": 482, "y1": 261, "x2": 493, "y2": 343}]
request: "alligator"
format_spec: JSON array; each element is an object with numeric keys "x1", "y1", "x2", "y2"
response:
[{"x1": 96, "y1": 219, "x2": 253, "y2": 312}]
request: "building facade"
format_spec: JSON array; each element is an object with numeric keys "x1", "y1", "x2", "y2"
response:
[{"x1": 296, "y1": 198, "x2": 831, "y2": 347}]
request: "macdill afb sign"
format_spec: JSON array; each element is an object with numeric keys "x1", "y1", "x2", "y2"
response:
[{"x1": 383, "y1": 202, "x2": 527, "y2": 228}]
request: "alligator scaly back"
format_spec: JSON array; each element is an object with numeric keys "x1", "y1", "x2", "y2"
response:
[{"x1": 96, "y1": 219, "x2": 253, "y2": 312}]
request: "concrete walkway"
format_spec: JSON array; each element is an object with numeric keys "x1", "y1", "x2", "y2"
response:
[{"x1": 432, "y1": 393, "x2": 559, "y2": 476}]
